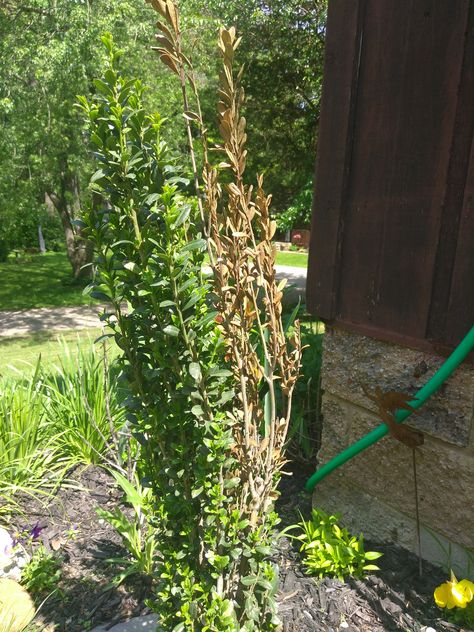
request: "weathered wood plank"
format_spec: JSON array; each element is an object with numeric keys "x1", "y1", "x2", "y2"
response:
[
  {"x1": 307, "y1": 0, "x2": 473, "y2": 350},
  {"x1": 429, "y1": 1, "x2": 474, "y2": 344},
  {"x1": 445, "y1": 136, "x2": 474, "y2": 345},
  {"x1": 306, "y1": 0, "x2": 364, "y2": 318},
  {"x1": 337, "y1": 0, "x2": 468, "y2": 338}
]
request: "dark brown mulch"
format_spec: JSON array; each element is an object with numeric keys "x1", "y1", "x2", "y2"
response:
[
  {"x1": 11, "y1": 466, "x2": 154, "y2": 631},
  {"x1": 275, "y1": 463, "x2": 465, "y2": 632},
  {"x1": 9, "y1": 464, "x2": 466, "y2": 632}
]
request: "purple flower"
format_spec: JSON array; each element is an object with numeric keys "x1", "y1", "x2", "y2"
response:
[{"x1": 30, "y1": 522, "x2": 44, "y2": 541}]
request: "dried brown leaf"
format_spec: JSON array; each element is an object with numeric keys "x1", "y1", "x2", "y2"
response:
[
  {"x1": 154, "y1": 34, "x2": 174, "y2": 54},
  {"x1": 165, "y1": 0, "x2": 179, "y2": 33}
]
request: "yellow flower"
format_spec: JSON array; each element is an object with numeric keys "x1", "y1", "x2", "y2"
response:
[{"x1": 434, "y1": 576, "x2": 474, "y2": 609}]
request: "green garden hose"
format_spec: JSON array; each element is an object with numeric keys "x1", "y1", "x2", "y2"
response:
[{"x1": 305, "y1": 325, "x2": 474, "y2": 492}]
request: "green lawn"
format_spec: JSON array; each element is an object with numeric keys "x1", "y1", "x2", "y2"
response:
[
  {"x1": 0, "y1": 249, "x2": 308, "y2": 312},
  {"x1": 0, "y1": 328, "x2": 116, "y2": 377},
  {"x1": 0, "y1": 252, "x2": 94, "y2": 311},
  {"x1": 275, "y1": 251, "x2": 308, "y2": 268}
]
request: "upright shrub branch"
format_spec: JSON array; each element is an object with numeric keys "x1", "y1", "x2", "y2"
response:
[
  {"x1": 148, "y1": 1, "x2": 302, "y2": 528},
  {"x1": 81, "y1": 11, "x2": 302, "y2": 628}
]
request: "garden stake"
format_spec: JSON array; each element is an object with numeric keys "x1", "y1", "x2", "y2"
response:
[{"x1": 412, "y1": 447, "x2": 423, "y2": 577}]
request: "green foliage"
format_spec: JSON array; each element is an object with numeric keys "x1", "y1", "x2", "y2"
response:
[
  {"x1": 79, "y1": 40, "x2": 281, "y2": 630},
  {"x1": 44, "y1": 341, "x2": 128, "y2": 466},
  {"x1": 447, "y1": 602, "x2": 474, "y2": 630},
  {"x1": 275, "y1": 182, "x2": 313, "y2": 231},
  {"x1": 286, "y1": 319, "x2": 323, "y2": 461},
  {"x1": 20, "y1": 546, "x2": 62, "y2": 599},
  {"x1": 0, "y1": 0, "x2": 325, "y2": 259},
  {"x1": 288, "y1": 508, "x2": 382, "y2": 581},
  {"x1": 96, "y1": 470, "x2": 157, "y2": 585},
  {"x1": 0, "y1": 363, "x2": 65, "y2": 512},
  {"x1": 185, "y1": 0, "x2": 327, "y2": 208},
  {"x1": 0, "y1": 0, "x2": 185, "y2": 262},
  {"x1": 0, "y1": 239, "x2": 10, "y2": 263}
]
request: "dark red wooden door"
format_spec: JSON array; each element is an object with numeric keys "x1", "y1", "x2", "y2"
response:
[{"x1": 307, "y1": 0, "x2": 474, "y2": 350}]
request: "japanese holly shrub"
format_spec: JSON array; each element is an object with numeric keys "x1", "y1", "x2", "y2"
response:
[{"x1": 79, "y1": 22, "x2": 301, "y2": 629}]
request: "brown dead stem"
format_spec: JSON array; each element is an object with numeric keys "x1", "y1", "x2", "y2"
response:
[{"x1": 147, "y1": 0, "x2": 302, "y2": 534}]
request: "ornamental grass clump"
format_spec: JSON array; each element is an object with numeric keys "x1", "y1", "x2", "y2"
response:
[
  {"x1": 79, "y1": 18, "x2": 301, "y2": 629},
  {"x1": 0, "y1": 364, "x2": 64, "y2": 513}
]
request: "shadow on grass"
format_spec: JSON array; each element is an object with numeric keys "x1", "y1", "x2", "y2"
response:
[{"x1": 0, "y1": 252, "x2": 94, "y2": 311}]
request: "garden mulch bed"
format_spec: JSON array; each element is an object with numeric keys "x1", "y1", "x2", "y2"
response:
[{"x1": 11, "y1": 464, "x2": 467, "y2": 632}]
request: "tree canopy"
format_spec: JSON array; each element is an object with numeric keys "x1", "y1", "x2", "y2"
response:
[{"x1": 0, "y1": 0, "x2": 326, "y2": 271}]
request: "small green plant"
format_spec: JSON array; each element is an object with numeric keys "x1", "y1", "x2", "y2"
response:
[
  {"x1": 20, "y1": 545, "x2": 62, "y2": 599},
  {"x1": 286, "y1": 508, "x2": 382, "y2": 581},
  {"x1": 286, "y1": 318, "x2": 324, "y2": 461},
  {"x1": 96, "y1": 470, "x2": 157, "y2": 585}
]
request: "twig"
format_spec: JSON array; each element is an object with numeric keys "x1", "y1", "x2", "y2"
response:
[{"x1": 413, "y1": 447, "x2": 423, "y2": 577}]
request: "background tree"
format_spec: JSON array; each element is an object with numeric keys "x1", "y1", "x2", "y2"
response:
[
  {"x1": 181, "y1": 0, "x2": 328, "y2": 210},
  {"x1": 0, "y1": 0, "x2": 326, "y2": 273},
  {"x1": 0, "y1": 0, "x2": 187, "y2": 276}
]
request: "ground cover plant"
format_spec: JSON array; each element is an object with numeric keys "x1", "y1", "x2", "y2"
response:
[{"x1": 285, "y1": 507, "x2": 382, "y2": 581}]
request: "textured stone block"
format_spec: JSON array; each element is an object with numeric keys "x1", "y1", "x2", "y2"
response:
[
  {"x1": 321, "y1": 328, "x2": 474, "y2": 446},
  {"x1": 318, "y1": 398, "x2": 474, "y2": 549},
  {"x1": 315, "y1": 326, "x2": 474, "y2": 556}
]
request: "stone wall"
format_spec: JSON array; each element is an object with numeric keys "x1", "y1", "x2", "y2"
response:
[{"x1": 312, "y1": 328, "x2": 474, "y2": 576}]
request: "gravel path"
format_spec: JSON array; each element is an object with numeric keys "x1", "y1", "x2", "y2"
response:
[{"x1": 0, "y1": 266, "x2": 307, "y2": 337}]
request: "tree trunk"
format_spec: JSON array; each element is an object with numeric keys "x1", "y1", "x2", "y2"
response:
[
  {"x1": 48, "y1": 161, "x2": 93, "y2": 280},
  {"x1": 38, "y1": 224, "x2": 46, "y2": 253}
]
